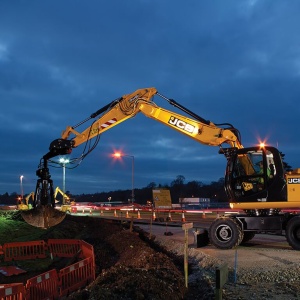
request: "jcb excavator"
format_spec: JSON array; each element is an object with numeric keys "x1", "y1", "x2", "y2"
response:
[
  {"x1": 21, "y1": 88, "x2": 300, "y2": 250},
  {"x1": 17, "y1": 192, "x2": 34, "y2": 210},
  {"x1": 54, "y1": 186, "x2": 69, "y2": 203},
  {"x1": 54, "y1": 186, "x2": 75, "y2": 213}
]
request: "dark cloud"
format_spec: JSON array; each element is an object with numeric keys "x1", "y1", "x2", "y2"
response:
[{"x1": 0, "y1": 0, "x2": 300, "y2": 195}]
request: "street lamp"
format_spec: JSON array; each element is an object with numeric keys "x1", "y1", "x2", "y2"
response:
[
  {"x1": 59, "y1": 158, "x2": 70, "y2": 204},
  {"x1": 20, "y1": 175, "x2": 24, "y2": 200},
  {"x1": 113, "y1": 152, "x2": 135, "y2": 203}
]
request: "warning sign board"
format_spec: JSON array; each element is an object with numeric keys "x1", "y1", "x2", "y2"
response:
[
  {"x1": 152, "y1": 189, "x2": 172, "y2": 208},
  {"x1": 182, "y1": 222, "x2": 193, "y2": 230}
]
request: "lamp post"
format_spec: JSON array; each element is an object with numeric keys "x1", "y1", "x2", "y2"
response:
[
  {"x1": 59, "y1": 158, "x2": 69, "y2": 204},
  {"x1": 20, "y1": 175, "x2": 24, "y2": 200},
  {"x1": 113, "y1": 152, "x2": 135, "y2": 203}
]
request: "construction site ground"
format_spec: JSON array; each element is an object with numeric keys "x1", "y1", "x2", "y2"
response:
[{"x1": 1, "y1": 212, "x2": 300, "y2": 299}]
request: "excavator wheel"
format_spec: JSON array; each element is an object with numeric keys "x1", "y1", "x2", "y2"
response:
[
  {"x1": 209, "y1": 217, "x2": 243, "y2": 249},
  {"x1": 21, "y1": 205, "x2": 66, "y2": 229},
  {"x1": 286, "y1": 216, "x2": 300, "y2": 250},
  {"x1": 240, "y1": 231, "x2": 256, "y2": 244}
]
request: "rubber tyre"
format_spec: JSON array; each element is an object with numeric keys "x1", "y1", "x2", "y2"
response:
[
  {"x1": 240, "y1": 231, "x2": 256, "y2": 244},
  {"x1": 209, "y1": 217, "x2": 243, "y2": 249},
  {"x1": 286, "y1": 216, "x2": 300, "y2": 250}
]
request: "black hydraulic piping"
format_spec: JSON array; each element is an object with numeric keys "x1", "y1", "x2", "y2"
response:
[{"x1": 156, "y1": 92, "x2": 211, "y2": 125}]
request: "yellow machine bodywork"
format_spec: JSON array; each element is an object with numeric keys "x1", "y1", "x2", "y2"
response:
[
  {"x1": 62, "y1": 88, "x2": 243, "y2": 149},
  {"x1": 17, "y1": 192, "x2": 34, "y2": 210},
  {"x1": 286, "y1": 169, "x2": 300, "y2": 202},
  {"x1": 230, "y1": 166, "x2": 300, "y2": 210},
  {"x1": 54, "y1": 187, "x2": 75, "y2": 213}
]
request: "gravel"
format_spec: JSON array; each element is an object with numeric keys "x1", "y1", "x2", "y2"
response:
[{"x1": 152, "y1": 232, "x2": 300, "y2": 299}]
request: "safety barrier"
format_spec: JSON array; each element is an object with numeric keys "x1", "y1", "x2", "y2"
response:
[
  {"x1": 0, "y1": 239, "x2": 95, "y2": 300},
  {"x1": 0, "y1": 283, "x2": 25, "y2": 300},
  {"x1": 78, "y1": 240, "x2": 94, "y2": 262},
  {"x1": 67, "y1": 205, "x2": 242, "y2": 222},
  {"x1": 48, "y1": 239, "x2": 82, "y2": 258},
  {"x1": 59, "y1": 256, "x2": 94, "y2": 297},
  {"x1": 3, "y1": 241, "x2": 46, "y2": 262},
  {"x1": 25, "y1": 269, "x2": 59, "y2": 300}
]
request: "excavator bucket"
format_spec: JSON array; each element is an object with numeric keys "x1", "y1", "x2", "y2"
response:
[{"x1": 21, "y1": 205, "x2": 66, "y2": 229}]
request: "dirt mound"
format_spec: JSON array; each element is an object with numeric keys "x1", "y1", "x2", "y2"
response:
[{"x1": 64, "y1": 216, "x2": 199, "y2": 299}]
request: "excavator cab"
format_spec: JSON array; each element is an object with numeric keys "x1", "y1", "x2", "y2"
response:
[{"x1": 224, "y1": 146, "x2": 287, "y2": 206}]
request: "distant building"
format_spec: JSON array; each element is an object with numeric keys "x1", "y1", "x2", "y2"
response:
[{"x1": 179, "y1": 197, "x2": 210, "y2": 209}]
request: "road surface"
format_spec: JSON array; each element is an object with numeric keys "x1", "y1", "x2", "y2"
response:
[{"x1": 137, "y1": 222, "x2": 300, "y2": 272}]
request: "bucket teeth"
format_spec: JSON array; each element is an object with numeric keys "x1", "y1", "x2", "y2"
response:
[{"x1": 21, "y1": 205, "x2": 66, "y2": 229}]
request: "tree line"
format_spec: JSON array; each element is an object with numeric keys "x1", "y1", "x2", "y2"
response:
[
  {"x1": 73, "y1": 175, "x2": 227, "y2": 205},
  {"x1": 0, "y1": 175, "x2": 227, "y2": 205},
  {"x1": 0, "y1": 153, "x2": 292, "y2": 206}
]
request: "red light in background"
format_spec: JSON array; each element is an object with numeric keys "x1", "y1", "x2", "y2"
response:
[{"x1": 113, "y1": 152, "x2": 122, "y2": 158}]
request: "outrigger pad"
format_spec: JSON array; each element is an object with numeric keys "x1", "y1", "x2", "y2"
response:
[{"x1": 21, "y1": 205, "x2": 66, "y2": 229}]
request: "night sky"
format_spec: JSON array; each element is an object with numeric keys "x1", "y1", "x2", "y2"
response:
[{"x1": 1, "y1": 0, "x2": 300, "y2": 196}]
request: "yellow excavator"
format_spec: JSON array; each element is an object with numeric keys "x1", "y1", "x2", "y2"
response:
[
  {"x1": 21, "y1": 88, "x2": 300, "y2": 250},
  {"x1": 17, "y1": 192, "x2": 34, "y2": 210},
  {"x1": 53, "y1": 186, "x2": 75, "y2": 213}
]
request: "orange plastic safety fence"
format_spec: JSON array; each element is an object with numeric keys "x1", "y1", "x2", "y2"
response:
[
  {"x1": 3, "y1": 241, "x2": 46, "y2": 262},
  {"x1": 79, "y1": 240, "x2": 94, "y2": 261},
  {"x1": 47, "y1": 239, "x2": 82, "y2": 258},
  {"x1": 59, "y1": 256, "x2": 95, "y2": 297},
  {"x1": 25, "y1": 269, "x2": 58, "y2": 300},
  {"x1": 0, "y1": 283, "x2": 25, "y2": 300},
  {"x1": 0, "y1": 240, "x2": 95, "y2": 299}
]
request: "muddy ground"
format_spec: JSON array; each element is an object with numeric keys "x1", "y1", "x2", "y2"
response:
[
  {"x1": 0, "y1": 214, "x2": 212, "y2": 299},
  {"x1": 64, "y1": 216, "x2": 213, "y2": 299}
]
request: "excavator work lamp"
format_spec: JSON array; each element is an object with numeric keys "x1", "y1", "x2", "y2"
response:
[{"x1": 259, "y1": 143, "x2": 265, "y2": 148}]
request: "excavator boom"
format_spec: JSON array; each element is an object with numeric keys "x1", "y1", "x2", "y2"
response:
[{"x1": 49, "y1": 88, "x2": 242, "y2": 155}]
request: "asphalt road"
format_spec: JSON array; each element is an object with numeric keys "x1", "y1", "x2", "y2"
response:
[{"x1": 137, "y1": 222, "x2": 300, "y2": 272}]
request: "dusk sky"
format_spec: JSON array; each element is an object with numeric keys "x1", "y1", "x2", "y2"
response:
[{"x1": 1, "y1": 1, "x2": 300, "y2": 197}]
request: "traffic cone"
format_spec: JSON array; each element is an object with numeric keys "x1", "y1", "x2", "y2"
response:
[
  {"x1": 137, "y1": 210, "x2": 141, "y2": 219},
  {"x1": 181, "y1": 211, "x2": 186, "y2": 222},
  {"x1": 114, "y1": 209, "x2": 117, "y2": 217},
  {"x1": 126, "y1": 210, "x2": 129, "y2": 218}
]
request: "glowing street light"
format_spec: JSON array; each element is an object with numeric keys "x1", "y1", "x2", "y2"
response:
[
  {"x1": 20, "y1": 175, "x2": 24, "y2": 200},
  {"x1": 59, "y1": 158, "x2": 70, "y2": 204},
  {"x1": 113, "y1": 152, "x2": 135, "y2": 203}
]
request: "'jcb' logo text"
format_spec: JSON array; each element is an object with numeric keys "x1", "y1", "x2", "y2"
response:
[
  {"x1": 168, "y1": 117, "x2": 195, "y2": 133},
  {"x1": 288, "y1": 178, "x2": 300, "y2": 184}
]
